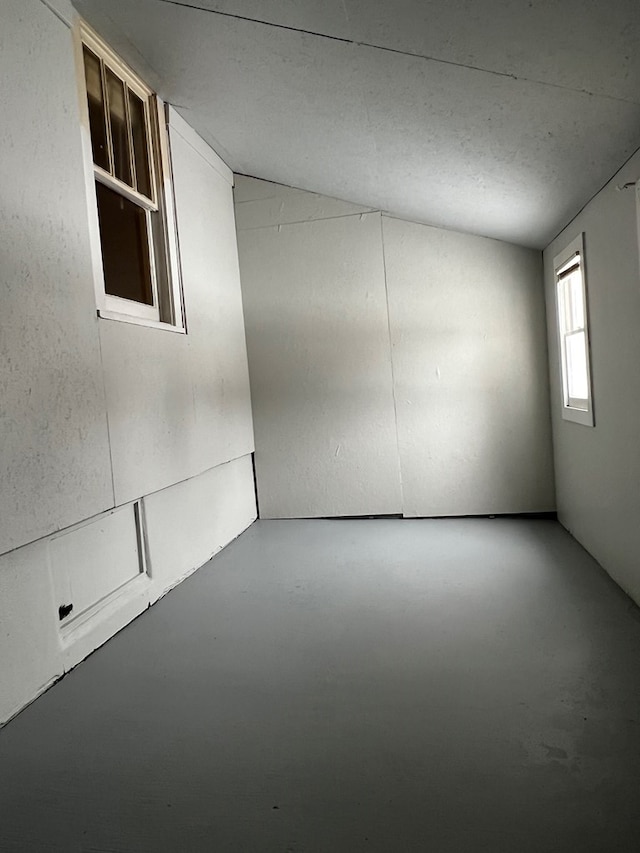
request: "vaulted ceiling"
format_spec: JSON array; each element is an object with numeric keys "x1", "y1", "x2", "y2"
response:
[{"x1": 76, "y1": 0, "x2": 640, "y2": 248}]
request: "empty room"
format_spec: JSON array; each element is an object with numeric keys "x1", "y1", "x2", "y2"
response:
[{"x1": 2, "y1": 0, "x2": 640, "y2": 850}]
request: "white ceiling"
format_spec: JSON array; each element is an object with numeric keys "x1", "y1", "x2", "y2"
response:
[{"x1": 76, "y1": 0, "x2": 640, "y2": 248}]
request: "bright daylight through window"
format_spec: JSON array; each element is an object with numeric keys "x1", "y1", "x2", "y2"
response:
[
  {"x1": 79, "y1": 24, "x2": 183, "y2": 329},
  {"x1": 554, "y1": 233, "x2": 593, "y2": 426}
]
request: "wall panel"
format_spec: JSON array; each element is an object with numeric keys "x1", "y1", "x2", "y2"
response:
[
  {"x1": 543, "y1": 151, "x2": 640, "y2": 605},
  {"x1": 100, "y1": 118, "x2": 254, "y2": 506},
  {"x1": 99, "y1": 323, "x2": 198, "y2": 505},
  {"x1": 170, "y1": 127, "x2": 255, "y2": 474},
  {"x1": 144, "y1": 454, "x2": 256, "y2": 593},
  {"x1": 238, "y1": 210, "x2": 403, "y2": 518},
  {"x1": 384, "y1": 217, "x2": 555, "y2": 516},
  {"x1": 0, "y1": 541, "x2": 62, "y2": 724},
  {"x1": 236, "y1": 178, "x2": 555, "y2": 519},
  {"x1": 0, "y1": 0, "x2": 114, "y2": 553}
]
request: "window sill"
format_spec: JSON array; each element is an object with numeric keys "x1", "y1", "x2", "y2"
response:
[
  {"x1": 98, "y1": 308, "x2": 186, "y2": 334},
  {"x1": 561, "y1": 405, "x2": 594, "y2": 427}
]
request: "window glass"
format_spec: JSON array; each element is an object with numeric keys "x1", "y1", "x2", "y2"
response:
[
  {"x1": 565, "y1": 330, "x2": 588, "y2": 403},
  {"x1": 105, "y1": 69, "x2": 133, "y2": 187},
  {"x1": 82, "y1": 47, "x2": 109, "y2": 171},
  {"x1": 567, "y1": 270, "x2": 584, "y2": 331},
  {"x1": 129, "y1": 91, "x2": 153, "y2": 199},
  {"x1": 95, "y1": 182, "x2": 153, "y2": 305}
]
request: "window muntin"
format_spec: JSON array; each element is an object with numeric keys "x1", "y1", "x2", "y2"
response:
[
  {"x1": 554, "y1": 234, "x2": 593, "y2": 426},
  {"x1": 78, "y1": 25, "x2": 184, "y2": 329}
]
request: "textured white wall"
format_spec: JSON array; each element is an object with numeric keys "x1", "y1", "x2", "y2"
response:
[
  {"x1": 0, "y1": 540, "x2": 62, "y2": 724},
  {"x1": 1, "y1": 1, "x2": 254, "y2": 552},
  {"x1": 237, "y1": 188, "x2": 403, "y2": 518},
  {"x1": 543, "y1": 151, "x2": 640, "y2": 605},
  {"x1": 143, "y1": 454, "x2": 256, "y2": 592},
  {"x1": 0, "y1": 0, "x2": 257, "y2": 724},
  {"x1": 102, "y1": 119, "x2": 254, "y2": 504},
  {"x1": 384, "y1": 217, "x2": 555, "y2": 516},
  {"x1": 0, "y1": 0, "x2": 114, "y2": 553},
  {"x1": 236, "y1": 176, "x2": 555, "y2": 519}
]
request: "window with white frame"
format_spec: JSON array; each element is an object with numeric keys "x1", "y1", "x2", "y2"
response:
[
  {"x1": 78, "y1": 24, "x2": 184, "y2": 329},
  {"x1": 554, "y1": 233, "x2": 594, "y2": 426}
]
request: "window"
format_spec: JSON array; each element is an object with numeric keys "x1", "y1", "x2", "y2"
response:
[
  {"x1": 77, "y1": 23, "x2": 184, "y2": 330},
  {"x1": 554, "y1": 233, "x2": 593, "y2": 426}
]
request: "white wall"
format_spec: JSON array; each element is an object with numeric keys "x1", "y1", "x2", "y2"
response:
[
  {"x1": 543, "y1": 151, "x2": 640, "y2": 605},
  {"x1": 101, "y1": 115, "x2": 255, "y2": 505},
  {"x1": 0, "y1": 0, "x2": 114, "y2": 553},
  {"x1": 237, "y1": 188, "x2": 402, "y2": 518},
  {"x1": 235, "y1": 176, "x2": 555, "y2": 519},
  {"x1": 0, "y1": 0, "x2": 256, "y2": 725},
  {"x1": 385, "y1": 217, "x2": 554, "y2": 516}
]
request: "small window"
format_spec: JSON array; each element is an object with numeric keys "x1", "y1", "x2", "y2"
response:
[
  {"x1": 78, "y1": 24, "x2": 184, "y2": 329},
  {"x1": 554, "y1": 233, "x2": 594, "y2": 426}
]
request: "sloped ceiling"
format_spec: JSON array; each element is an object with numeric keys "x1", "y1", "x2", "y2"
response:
[{"x1": 75, "y1": 0, "x2": 640, "y2": 248}]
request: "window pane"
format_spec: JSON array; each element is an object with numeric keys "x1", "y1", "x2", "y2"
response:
[
  {"x1": 95, "y1": 182, "x2": 154, "y2": 305},
  {"x1": 129, "y1": 91, "x2": 153, "y2": 199},
  {"x1": 559, "y1": 280, "x2": 571, "y2": 331},
  {"x1": 567, "y1": 269, "x2": 585, "y2": 330},
  {"x1": 566, "y1": 330, "x2": 588, "y2": 404},
  {"x1": 82, "y1": 47, "x2": 110, "y2": 171},
  {"x1": 106, "y1": 69, "x2": 133, "y2": 187}
]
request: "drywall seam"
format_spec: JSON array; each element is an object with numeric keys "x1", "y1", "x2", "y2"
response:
[
  {"x1": 238, "y1": 210, "x2": 402, "y2": 517},
  {"x1": 39, "y1": 0, "x2": 73, "y2": 27},
  {"x1": 379, "y1": 215, "x2": 405, "y2": 515},
  {"x1": 236, "y1": 209, "x2": 384, "y2": 232},
  {"x1": 168, "y1": 106, "x2": 233, "y2": 184},
  {"x1": 149, "y1": 0, "x2": 640, "y2": 105},
  {"x1": 383, "y1": 216, "x2": 555, "y2": 516},
  {"x1": 234, "y1": 172, "x2": 376, "y2": 207},
  {"x1": 96, "y1": 325, "x2": 118, "y2": 511},
  {"x1": 546, "y1": 141, "x2": 640, "y2": 249},
  {"x1": 0, "y1": 455, "x2": 250, "y2": 560}
]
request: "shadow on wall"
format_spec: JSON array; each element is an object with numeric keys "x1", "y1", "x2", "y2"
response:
[{"x1": 243, "y1": 302, "x2": 552, "y2": 514}]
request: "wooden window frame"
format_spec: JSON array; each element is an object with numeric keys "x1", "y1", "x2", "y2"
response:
[
  {"x1": 554, "y1": 233, "x2": 594, "y2": 427},
  {"x1": 75, "y1": 21, "x2": 185, "y2": 332}
]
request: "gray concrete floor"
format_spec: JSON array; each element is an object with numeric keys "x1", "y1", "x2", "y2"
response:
[{"x1": 2, "y1": 518, "x2": 640, "y2": 852}]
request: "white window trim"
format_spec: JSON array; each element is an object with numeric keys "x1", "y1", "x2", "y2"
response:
[
  {"x1": 553, "y1": 232, "x2": 594, "y2": 427},
  {"x1": 97, "y1": 308, "x2": 187, "y2": 333},
  {"x1": 73, "y1": 19, "x2": 186, "y2": 332}
]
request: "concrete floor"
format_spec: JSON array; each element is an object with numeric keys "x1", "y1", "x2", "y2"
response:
[{"x1": 1, "y1": 518, "x2": 640, "y2": 852}]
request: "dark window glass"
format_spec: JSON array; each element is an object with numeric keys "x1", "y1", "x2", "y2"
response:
[
  {"x1": 95, "y1": 182, "x2": 153, "y2": 305},
  {"x1": 105, "y1": 69, "x2": 133, "y2": 186},
  {"x1": 129, "y1": 90, "x2": 153, "y2": 199},
  {"x1": 83, "y1": 47, "x2": 110, "y2": 171}
]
